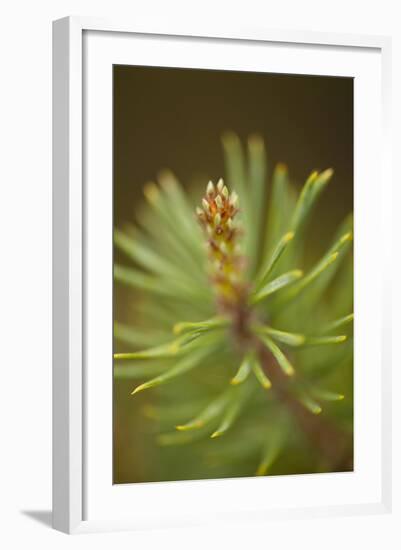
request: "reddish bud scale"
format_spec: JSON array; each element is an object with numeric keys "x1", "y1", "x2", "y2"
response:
[{"x1": 197, "y1": 180, "x2": 247, "y2": 311}]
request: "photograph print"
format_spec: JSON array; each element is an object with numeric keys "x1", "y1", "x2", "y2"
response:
[{"x1": 113, "y1": 65, "x2": 354, "y2": 484}]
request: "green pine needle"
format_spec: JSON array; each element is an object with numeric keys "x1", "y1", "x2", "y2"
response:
[
  {"x1": 114, "y1": 132, "x2": 353, "y2": 481},
  {"x1": 250, "y1": 269, "x2": 303, "y2": 304},
  {"x1": 257, "y1": 334, "x2": 296, "y2": 377}
]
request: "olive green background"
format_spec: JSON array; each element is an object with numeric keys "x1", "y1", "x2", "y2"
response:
[
  {"x1": 113, "y1": 65, "x2": 353, "y2": 242},
  {"x1": 113, "y1": 65, "x2": 353, "y2": 483}
]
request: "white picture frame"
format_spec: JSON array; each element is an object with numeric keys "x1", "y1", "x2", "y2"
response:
[{"x1": 52, "y1": 16, "x2": 392, "y2": 534}]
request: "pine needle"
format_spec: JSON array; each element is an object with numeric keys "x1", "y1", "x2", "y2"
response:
[
  {"x1": 250, "y1": 269, "x2": 303, "y2": 304},
  {"x1": 247, "y1": 134, "x2": 268, "y2": 273},
  {"x1": 231, "y1": 353, "x2": 253, "y2": 385},
  {"x1": 257, "y1": 334, "x2": 295, "y2": 377},
  {"x1": 173, "y1": 317, "x2": 229, "y2": 336},
  {"x1": 303, "y1": 335, "x2": 347, "y2": 346},
  {"x1": 252, "y1": 358, "x2": 272, "y2": 390},
  {"x1": 311, "y1": 388, "x2": 345, "y2": 402},
  {"x1": 211, "y1": 383, "x2": 253, "y2": 438},
  {"x1": 255, "y1": 231, "x2": 295, "y2": 290},
  {"x1": 320, "y1": 313, "x2": 354, "y2": 334},
  {"x1": 297, "y1": 394, "x2": 322, "y2": 415},
  {"x1": 255, "y1": 429, "x2": 285, "y2": 476},
  {"x1": 130, "y1": 345, "x2": 215, "y2": 395},
  {"x1": 253, "y1": 325, "x2": 305, "y2": 346},
  {"x1": 175, "y1": 389, "x2": 232, "y2": 431},
  {"x1": 290, "y1": 168, "x2": 334, "y2": 233},
  {"x1": 280, "y1": 232, "x2": 352, "y2": 303}
]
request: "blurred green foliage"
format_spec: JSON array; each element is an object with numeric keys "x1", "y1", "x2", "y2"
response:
[{"x1": 113, "y1": 133, "x2": 353, "y2": 483}]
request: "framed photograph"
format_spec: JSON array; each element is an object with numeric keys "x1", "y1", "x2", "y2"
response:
[{"x1": 52, "y1": 16, "x2": 392, "y2": 533}]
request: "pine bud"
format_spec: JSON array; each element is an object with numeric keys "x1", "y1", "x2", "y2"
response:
[
  {"x1": 215, "y1": 194, "x2": 224, "y2": 210},
  {"x1": 196, "y1": 181, "x2": 246, "y2": 311},
  {"x1": 202, "y1": 198, "x2": 210, "y2": 213},
  {"x1": 206, "y1": 181, "x2": 215, "y2": 197},
  {"x1": 229, "y1": 191, "x2": 239, "y2": 207}
]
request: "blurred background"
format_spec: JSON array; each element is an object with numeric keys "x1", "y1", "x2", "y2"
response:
[{"x1": 113, "y1": 65, "x2": 353, "y2": 484}]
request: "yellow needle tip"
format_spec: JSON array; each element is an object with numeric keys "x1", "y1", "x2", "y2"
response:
[
  {"x1": 173, "y1": 323, "x2": 183, "y2": 335},
  {"x1": 143, "y1": 182, "x2": 159, "y2": 203},
  {"x1": 340, "y1": 232, "x2": 353, "y2": 244},
  {"x1": 131, "y1": 384, "x2": 146, "y2": 395},
  {"x1": 175, "y1": 421, "x2": 204, "y2": 432}
]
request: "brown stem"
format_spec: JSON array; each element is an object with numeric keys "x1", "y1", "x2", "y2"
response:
[
  {"x1": 258, "y1": 344, "x2": 353, "y2": 471},
  {"x1": 229, "y1": 304, "x2": 352, "y2": 471}
]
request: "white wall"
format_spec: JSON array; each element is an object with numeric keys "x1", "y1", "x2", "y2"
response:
[{"x1": 0, "y1": 1, "x2": 399, "y2": 548}]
